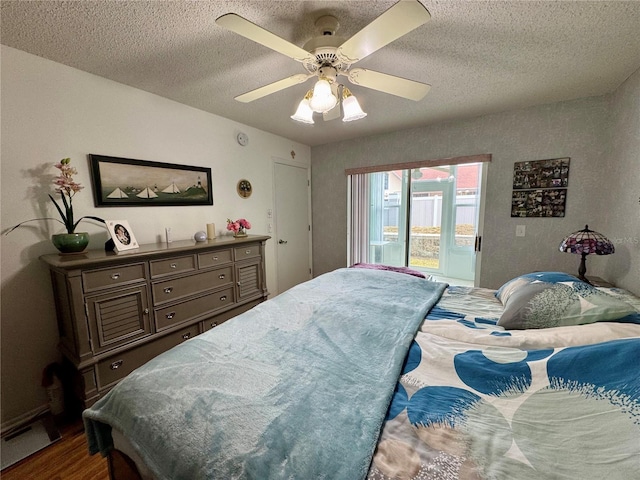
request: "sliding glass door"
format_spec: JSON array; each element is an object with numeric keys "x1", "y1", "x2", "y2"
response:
[
  {"x1": 353, "y1": 163, "x2": 484, "y2": 283},
  {"x1": 408, "y1": 167, "x2": 453, "y2": 274}
]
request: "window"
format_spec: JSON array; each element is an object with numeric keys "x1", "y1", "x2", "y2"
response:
[{"x1": 347, "y1": 155, "x2": 489, "y2": 282}]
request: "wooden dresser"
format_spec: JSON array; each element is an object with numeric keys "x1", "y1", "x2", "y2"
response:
[{"x1": 40, "y1": 235, "x2": 270, "y2": 410}]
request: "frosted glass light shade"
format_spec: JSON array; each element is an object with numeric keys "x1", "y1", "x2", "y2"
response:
[
  {"x1": 291, "y1": 98, "x2": 315, "y2": 124},
  {"x1": 309, "y1": 79, "x2": 337, "y2": 113},
  {"x1": 342, "y1": 94, "x2": 367, "y2": 122}
]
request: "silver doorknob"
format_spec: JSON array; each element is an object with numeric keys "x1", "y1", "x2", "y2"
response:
[{"x1": 278, "y1": 239, "x2": 288, "y2": 244}]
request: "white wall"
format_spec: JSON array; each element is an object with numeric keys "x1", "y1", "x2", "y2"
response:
[
  {"x1": 0, "y1": 46, "x2": 310, "y2": 426},
  {"x1": 311, "y1": 83, "x2": 639, "y2": 292}
]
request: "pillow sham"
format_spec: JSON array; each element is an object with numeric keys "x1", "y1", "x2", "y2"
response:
[{"x1": 495, "y1": 272, "x2": 639, "y2": 329}]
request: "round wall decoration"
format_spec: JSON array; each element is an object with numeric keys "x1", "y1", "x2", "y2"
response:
[{"x1": 237, "y1": 179, "x2": 253, "y2": 198}]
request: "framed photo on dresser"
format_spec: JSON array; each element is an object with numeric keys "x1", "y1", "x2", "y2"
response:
[{"x1": 106, "y1": 220, "x2": 139, "y2": 251}]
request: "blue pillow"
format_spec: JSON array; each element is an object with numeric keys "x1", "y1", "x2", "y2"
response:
[{"x1": 495, "y1": 272, "x2": 639, "y2": 329}]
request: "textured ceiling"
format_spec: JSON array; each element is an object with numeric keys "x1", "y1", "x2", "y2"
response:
[{"x1": 2, "y1": 1, "x2": 640, "y2": 147}]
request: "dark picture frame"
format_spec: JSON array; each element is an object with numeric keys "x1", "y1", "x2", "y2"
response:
[
  {"x1": 89, "y1": 154, "x2": 213, "y2": 207},
  {"x1": 511, "y1": 157, "x2": 570, "y2": 217}
]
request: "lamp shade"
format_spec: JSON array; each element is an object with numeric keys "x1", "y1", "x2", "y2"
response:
[
  {"x1": 558, "y1": 225, "x2": 614, "y2": 255},
  {"x1": 559, "y1": 225, "x2": 614, "y2": 282},
  {"x1": 290, "y1": 97, "x2": 314, "y2": 124},
  {"x1": 342, "y1": 94, "x2": 367, "y2": 122},
  {"x1": 308, "y1": 78, "x2": 337, "y2": 113}
]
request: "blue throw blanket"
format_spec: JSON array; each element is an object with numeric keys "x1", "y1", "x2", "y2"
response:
[{"x1": 84, "y1": 268, "x2": 446, "y2": 480}]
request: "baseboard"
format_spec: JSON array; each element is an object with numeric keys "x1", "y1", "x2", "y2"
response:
[{"x1": 1, "y1": 405, "x2": 49, "y2": 438}]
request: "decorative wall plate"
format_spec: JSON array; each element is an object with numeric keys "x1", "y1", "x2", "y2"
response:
[{"x1": 237, "y1": 179, "x2": 252, "y2": 198}]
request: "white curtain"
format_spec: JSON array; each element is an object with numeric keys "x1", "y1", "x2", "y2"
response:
[{"x1": 347, "y1": 174, "x2": 369, "y2": 265}]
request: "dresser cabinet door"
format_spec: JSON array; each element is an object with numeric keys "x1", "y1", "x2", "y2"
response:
[
  {"x1": 86, "y1": 285, "x2": 151, "y2": 354},
  {"x1": 235, "y1": 260, "x2": 262, "y2": 301}
]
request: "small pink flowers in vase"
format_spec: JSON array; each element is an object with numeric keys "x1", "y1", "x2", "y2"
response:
[{"x1": 227, "y1": 218, "x2": 251, "y2": 238}]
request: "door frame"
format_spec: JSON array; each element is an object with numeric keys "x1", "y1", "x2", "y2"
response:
[
  {"x1": 272, "y1": 157, "x2": 313, "y2": 294},
  {"x1": 474, "y1": 162, "x2": 489, "y2": 286}
]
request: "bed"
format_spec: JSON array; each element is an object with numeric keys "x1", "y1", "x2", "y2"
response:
[{"x1": 83, "y1": 268, "x2": 640, "y2": 480}]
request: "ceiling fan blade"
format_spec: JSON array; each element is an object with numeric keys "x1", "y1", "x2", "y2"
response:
[
  {"x1": 337, "y1": 0, "x2": 430, "y2": 65},
  {"x1": 347, "y1": 68, "x2": 430, "y2": 101},
  {"x1": 235, "y1": 74, "x2": 312, "y2": 103},
  {"x1": 216, "y1": 13, "x2": 314, "y2": 64}
]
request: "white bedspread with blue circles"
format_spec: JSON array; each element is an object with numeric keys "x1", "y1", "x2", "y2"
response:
[{"x1": 368, "y1": 286, "x2": 640, "y2": 480}]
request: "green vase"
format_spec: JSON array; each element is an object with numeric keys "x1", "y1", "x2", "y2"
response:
[{"x1": 52, "y1": 232, "x2": 89, "y2": 254}]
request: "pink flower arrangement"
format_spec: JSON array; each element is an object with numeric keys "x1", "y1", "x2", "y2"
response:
[{"x1": 227, "y1": 218, "x2": 251, "y2": 236}]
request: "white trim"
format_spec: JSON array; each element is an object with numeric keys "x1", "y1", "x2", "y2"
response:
[
  {"x1": 474, "y1": 162, "x2": 489, "y2": 287},
  {"x1": 1, "y1": 404, "x2": 49, "y2": 437}
]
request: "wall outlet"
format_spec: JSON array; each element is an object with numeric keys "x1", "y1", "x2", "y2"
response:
[{"x1": 516, "y1": 225, "x2": 526, "y2": 237}]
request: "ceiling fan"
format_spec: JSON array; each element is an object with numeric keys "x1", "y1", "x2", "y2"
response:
[{"x1": 215, "y1": 0, "x2": 431, "y2": 123}]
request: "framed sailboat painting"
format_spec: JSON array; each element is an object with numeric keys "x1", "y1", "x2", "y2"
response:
[{"x1": 89, "y1": 154, "x2": 213, "y2": 207}]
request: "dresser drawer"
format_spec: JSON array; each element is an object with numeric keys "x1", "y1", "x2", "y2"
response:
[
  {"x1": 234, "y1": 243, "x2": 260, "y2": 261},
  {"x1": 83, "y1": 263, "x2": 146, "y2": 293},
  {"x1": 96, "y1": 324, "x2": 200, "y2": 390},
  {"x1": 152, "y1": 266, "x2": 233, "y2": 305},
  {"x1": 198, "y1": 249, "x2": 232, "y2": 269},
  {"x1": 150, "y1": 255, "x2": 196, "y2": 278},
  {"x1": 155, "y1": 287, "x2": 234, "y2": 331},
  {"x1": 201, "y1": 299, "x2": 261, "y2": 332}
]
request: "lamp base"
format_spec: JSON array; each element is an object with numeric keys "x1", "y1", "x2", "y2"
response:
[
  {"x1": 577, "y1": 274, "x2": 592, "y2": 285},
  {"x1": 577, "y1": 252, "x2": 588, "y2": 283}
]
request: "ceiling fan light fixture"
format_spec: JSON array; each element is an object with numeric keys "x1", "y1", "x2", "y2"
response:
[
  {"x1": 309, "y1": 77, "x2": 338, "y2": 113},
  {"x1": 342, "y1": 87, "x2": 367, "y2": 122},
  {"x1": 291, "y1": 92, "x2": 315, "y2": 124}
]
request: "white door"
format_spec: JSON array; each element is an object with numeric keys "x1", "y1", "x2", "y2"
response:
[{"x1": 274, "y1": 161, "x2": 311, "y2": 294}]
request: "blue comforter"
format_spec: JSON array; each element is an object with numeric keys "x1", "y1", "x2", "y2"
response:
[{"x1": 84, "y1": 268, "x2": 447, "y2": 480}]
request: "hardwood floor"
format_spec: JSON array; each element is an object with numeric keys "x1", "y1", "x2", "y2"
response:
[{"x1": 1, "y1": 420, "x2": 109, "y2": 480}]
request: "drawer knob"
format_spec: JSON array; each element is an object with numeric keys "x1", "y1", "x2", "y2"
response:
[
  {"x1": 144, "y1": 308, "x2": 149, "y2": 314},
  {"x1": 166, "y1": 311, "x2": 176, "y2": 319},
  {"x1": 164, "y1": 286, "x2": 173, "y2": 294},
  {"x1": 245, "y1": 250, "x2": 251, "y2": 255},
  {"x1": 110, "y1": 360, "x2": 123, "y2": 370},
  {"x1": 210, "y1": 322, "x2": 218, "y2": 329},
  {"x1": 220, "y1": 295, "x2": 227, "y2": 301},
  {"x1": 170, "y1": 263, "x2": 177, "y2": 269},
  {"x1": 213, "y1": 256, "x2": 218, "y2": 261},
  {"x1": 182, "y1": 332, "x2": 191, "y2": 340},
  {"x1": 111, "y1": 273, "x2": 121, "y2": 280},
  {"x1": 218, "y1": 274, "x2": 225, "y2": 279}
]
